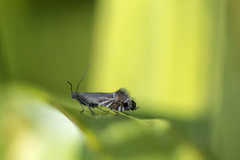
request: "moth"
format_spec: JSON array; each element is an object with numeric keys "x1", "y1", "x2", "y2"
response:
[{"x1": 67, "y1": 65, "x2": 138, "y2": 115}]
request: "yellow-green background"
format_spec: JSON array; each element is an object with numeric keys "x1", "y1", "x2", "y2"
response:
[{"x1": 0, "y1": 0, "x2": 239, "y2": 160}]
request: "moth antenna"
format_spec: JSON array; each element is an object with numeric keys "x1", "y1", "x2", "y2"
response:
[
  {"x1": 76, "y1": 64, "x2": 89, "y2": 92},
  {"x1": 67, "y1": 81, "x2": 73, "y2": 93}
]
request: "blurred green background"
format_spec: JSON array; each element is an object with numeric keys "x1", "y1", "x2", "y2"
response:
[{"x1": 0, "y1": 0, "x2": 239, "y2": 160}]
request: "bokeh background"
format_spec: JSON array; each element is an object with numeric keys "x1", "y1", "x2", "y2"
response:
[{"x1": 0, "y1": 0, "x2": 240, "y2": 160}]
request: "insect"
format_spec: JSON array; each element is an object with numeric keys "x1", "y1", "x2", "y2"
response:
[{"x1": 67, "y1": 65, "x2": 138, "y2": 115}]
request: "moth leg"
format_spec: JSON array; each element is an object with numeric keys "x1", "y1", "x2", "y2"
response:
[
  {"x1": 117, "y1": 105, "x2": 130, "y2": 115},
  {"x1": 99, "y1": 100, "x2": 111, "y2": 106},
  {"x1": 80, "y1": 103, "x2": 84, "y2": 113},
  {"x1": 87, "y1": 106, "x2": 95, "y2": 115},
  {"x1": 122, "y1": 112, "x2": 130, "y2": 116},
  {"x1": 112, "y1": 110, "x2": 119, "y2": 114},
  {"x1": 105, "y1": 101, "x2": 114, "y2": 108},
  {"x1": 96, "y1": 106, "x2": 109, "y2": 112}
]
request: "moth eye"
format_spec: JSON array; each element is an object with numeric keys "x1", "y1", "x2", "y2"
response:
[{"x1": 123, "y1": 102, "x2": 129, "y2": 108}]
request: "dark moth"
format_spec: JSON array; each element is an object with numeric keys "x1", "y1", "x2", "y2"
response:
[{"x1": 67, "y1": 65, "x2": 138, "y2": 115}]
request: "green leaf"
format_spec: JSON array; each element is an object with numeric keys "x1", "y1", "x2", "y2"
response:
[
  {"x1": 0, "y1": 83, "x2": 207, "y2": 160},
  {"x1": 50, "y1": 87, "x2": 205, "y2": 160}
]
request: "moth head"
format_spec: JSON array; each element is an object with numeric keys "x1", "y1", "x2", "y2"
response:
[
  {"x1": 71, "y1": 92, "x2": 78, "y2": 100},
  {"x1": 67, "y1": 81, "x2": 78, "y2": 100}
]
